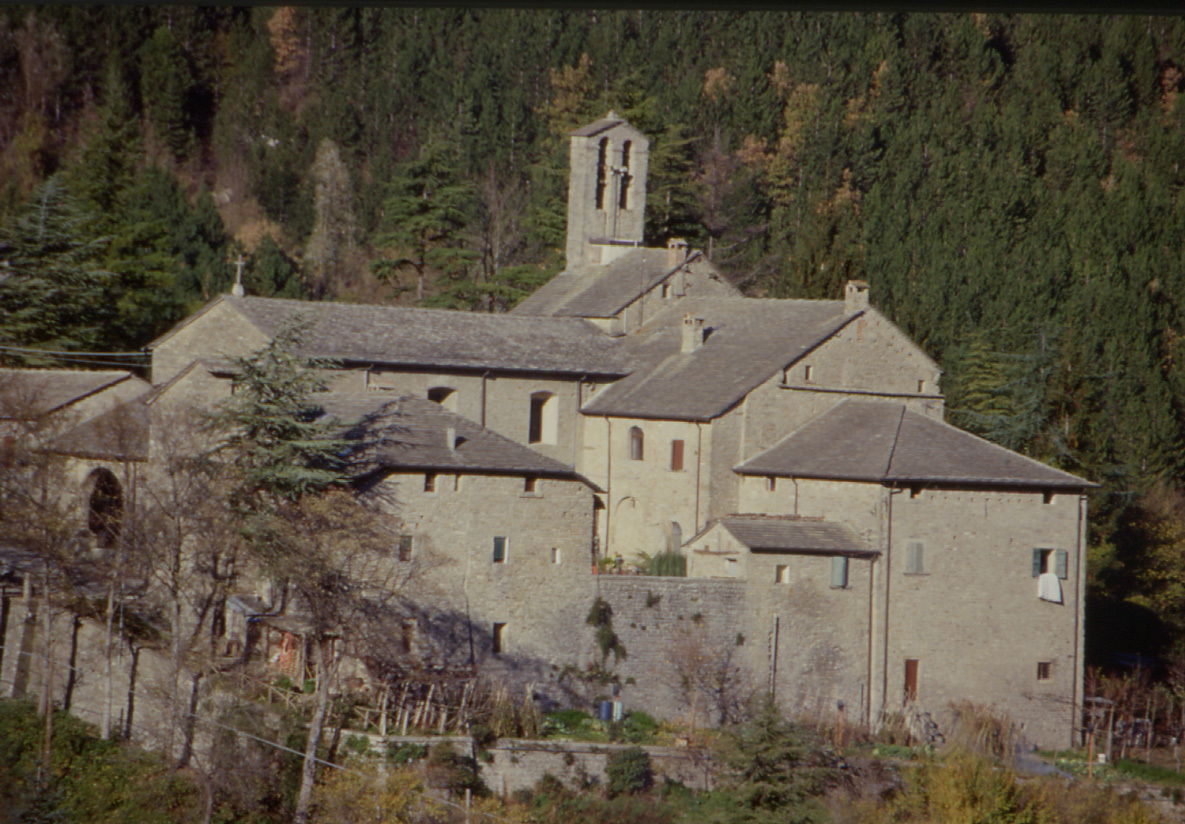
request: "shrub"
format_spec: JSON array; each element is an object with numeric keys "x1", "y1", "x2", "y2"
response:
[{"x1": 606, "y1": 746, "x2": 654, "y2": 797}]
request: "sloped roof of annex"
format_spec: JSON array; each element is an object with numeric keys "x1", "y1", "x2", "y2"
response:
[
  {"x1": 0, "y1": 368, "x2": 148, "y2": 420},
  {"x1": 320, "y1": 394, "x2": 591, "y2": 482},
  {"x1": 689, "y1": 514, "x2": 876, "y2": 558},
  {"x1": 736, "y1": 399, "x2": 1094, "y2": 490},
  {"x1": 580, "y1": 296, "x2": 859, "y2": 421},
  {"x1": 512, "y1": 248, "x2": 736, "y2": 319},
  {"x1": 148, "y1": 295, "x2": 631, "y2": 378}
]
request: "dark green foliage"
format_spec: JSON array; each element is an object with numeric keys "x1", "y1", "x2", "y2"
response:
[
  {"x1": 0, "y1": 176, "x2": 116, "y2": 359},
  {"x1": 713, "y1": 697, "x2": 836, "y2": 824},
  {"x1": 248, "y1": 235, "x2": 305, "y2": 299},
  {"x1": 586, "y1": 596, "x2": 627, "y2": 665},
  {"x1": 138, "y1": 25, "x2": 193, "y2": 157},
  {"x1": 606, "y1": 746, "x2": 654, "y2": 797},
  {"x1": 0, "y1": 699, "x2": 201, "y2": 824},
  {"x1": 214, "y1": 321, "x2": 349, "y2": 506}
]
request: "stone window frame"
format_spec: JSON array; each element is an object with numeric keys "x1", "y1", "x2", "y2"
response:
[
  {"x1": 492, "y1": 536, "x2": 508, "y2": 564},
  {"x1": 629, "y1": 426, "x2": 644, "y2": 461}
]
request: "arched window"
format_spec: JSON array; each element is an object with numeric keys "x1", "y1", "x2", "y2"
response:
[
  {"x1": 528, "y1": 392, "x2": 557, "y2": 444},
  {"x1": 618, "y1": 140, "x2": 632, "y2": 208},
  {"x1": 595, "y1": 138, "x2": 608, "y2": 209},
  {"x1": 629, "y1": 426, "x2": 644, "y2": 461},
  {"x1": 427, "y1": 386, "x2": 456, "y2": 411},
  {"x1": 87, "y1": 468, "x2": 123, "y2": 549}
]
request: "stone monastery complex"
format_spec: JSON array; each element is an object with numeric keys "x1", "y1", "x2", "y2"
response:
[{"x1": 0, "y1": 114, "x2": 1092, "y2": 749}]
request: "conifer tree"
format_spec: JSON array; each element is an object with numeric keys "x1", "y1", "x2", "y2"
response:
[{"x1": 0, "y1": 175, "x2": 115, "y2": 359}]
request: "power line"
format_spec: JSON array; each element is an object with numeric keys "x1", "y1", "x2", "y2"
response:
[
  {"x1": 0, "y1": 650, "x2": 515, "y2": 824},
  {"x1": 0, "y1": 344, "x2": 149, "y2": 358}
]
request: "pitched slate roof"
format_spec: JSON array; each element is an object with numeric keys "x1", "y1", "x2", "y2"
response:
[
  {"x1": 581, "y1": 297, "x2": 854, "y2": 421},
  {"x1": 319, "y1": 394, "x2": 581, "y2": 478},
  {"x1": 712, "y1": 515, "x2": 875, "y2": 557},
  {"x1": 513, "y1": 248, "x2": 695, "y2": 318},
  {"x1": 736, "y1": 400, "x2": 1093, "y2": 489},
  {"x1": 157, "y1": 296, "x2": 630, "y2": 377},
  {"x1": 48, "y1": 398, "x2": 151, "y2": 461},
  {"x1": 0, "y1": 369, "x2": 140, "y2": 420},
  {"x1": 571, "y1": 113, "x2": 628, "y2": 137}
]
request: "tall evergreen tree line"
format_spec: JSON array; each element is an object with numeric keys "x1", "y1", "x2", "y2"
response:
[{"x1": 3, "y1": 7, "x2": 1185, "y2": 643}]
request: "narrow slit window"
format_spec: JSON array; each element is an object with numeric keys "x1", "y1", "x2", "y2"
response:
[
  {"x1": 397, "y1": 535, "x2": 413, "y2": 562},
  {"x1": 424, "y1": 473, "x2": 437, "y2": 493},
  {"x1": 492, "y1": 622, "x2": 507, "y2": 654},
  {"x1": 528, "y1": 392, "x2": 556, "y2": 444},
  {"x1": 492, "y1": 536, "x2": 508, "y2": 564},
  {"x1": 400, "y1": 619, "x2": 416, "y2": 654},
  {"x1": 803, "y1": 364, "x2": 814, "y2": 382},
  {"x1": 618, "y1": 140, "x2": 631, "y2": 209},
  {"x1": 551, "y1": 547, "x2": 561, "y2": 564},
  {"x1": 595, "y1": 138, "x2": 608, "y2": 210},
  {"x1": 904, "y1": 659, "x2": 919, "y2": 702}
]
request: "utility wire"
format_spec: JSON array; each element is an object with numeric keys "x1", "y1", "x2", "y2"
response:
[{"x1": 1, "y1": 650, "x2": 516, "y2": 824}]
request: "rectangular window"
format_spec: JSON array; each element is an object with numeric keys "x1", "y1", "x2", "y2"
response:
[
  {"x1": 775, "y1": 564, "x2": 790, "y2": 584},
  {"x1": 804, "y1": 364, "x2": 814, "y2": 382},
  {"x1": 424, "y1": 473, "x2": 436, "y2": 493},
  {"x1": 670, "y1": 439, "x2": 685, "y2": 471},
  {"x1": 1031, "y1": 548, "x2": 1068, "y2": 579},
  {"x1": 917, "y1": 379, "x2": 926, "y2": 393},
  {"x1": 400, "y1": 619, "x2": 416, "y2": 654},
  {"x1": 765, "y1": 476, "x2": 777, "y2": 492},
  {"x1": 1037, "y1": 661, "x2": 1052, "y2": 681},
  {"x1": 550, "y1": 547, "x2": 561, "y2": 564},
  {"x1": 492, "y1": 622, "x2": 507, "y2": 654},
  {"x1": 397, "y1": 535, "x2": 413, "y2": 562},
  {"x1": 524, "y1": 476, "x2": 538, "y2": 493},
  {"x1": 492, "y1": 536, "x2": 507, "y2": 564},
  {"x1": 830, "y1": 556, "x2": 849, "y2": 589},
  {"x1": 905, "y1": 542, "x2": 924, "y2": 575}
]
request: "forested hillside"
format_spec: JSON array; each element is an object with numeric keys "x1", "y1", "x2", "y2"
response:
[{"x1": 2, "y1": 7, "x2": 1185, "y2": 655}]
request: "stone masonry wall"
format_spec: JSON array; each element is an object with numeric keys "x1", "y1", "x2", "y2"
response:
[{"x1": 150, "y1": 300, "x2": 269, "y2": 384}]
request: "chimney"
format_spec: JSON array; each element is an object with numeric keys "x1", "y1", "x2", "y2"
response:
[
  {"x1": 844, "y1": 280, "x2": 869, "y2": 313},
  {"x1": 667, "y1": 237, "x2": 688, "y2": 269},
  {"x1": 681, "y1": 314, "x2": 705, "y2": 353}
]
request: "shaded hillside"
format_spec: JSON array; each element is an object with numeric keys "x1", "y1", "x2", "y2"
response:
[{"x1": 3, "y1": 7, "x2": 1185, "y2": 650}]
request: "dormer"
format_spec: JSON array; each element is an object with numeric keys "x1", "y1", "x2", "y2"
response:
[{"x1": 565, "y1": 113, "x2": 650, "y2": 269}]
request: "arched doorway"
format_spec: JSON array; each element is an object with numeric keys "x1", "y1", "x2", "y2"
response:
[{"x1": 87, "y1": 468, "x2": 123, "y2": 549}]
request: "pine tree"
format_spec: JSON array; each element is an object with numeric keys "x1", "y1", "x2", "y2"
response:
[{"x1": 0, "y1": 175, "x2": 115, "y2": 359}]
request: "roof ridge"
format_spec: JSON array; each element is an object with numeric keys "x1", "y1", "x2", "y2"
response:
[{"x1": 883, "y1": 403, "x2": 908, "y2": 478}]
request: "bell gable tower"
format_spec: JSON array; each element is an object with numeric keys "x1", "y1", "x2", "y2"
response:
[{"x1": 565, "y1": 112, "x2": 650, "y2": 269}]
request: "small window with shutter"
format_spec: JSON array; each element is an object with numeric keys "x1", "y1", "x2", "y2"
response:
[
  {"x1": 1031, "y1": 548, "x2": 1068, "y2": 579},
  {"x1": 670, "y1": 439, "x2": 685, "y2": 471},
  {"x1": 830, "y1": 556, "x2": 849, "y2": 589},
  {"x1": 905, "y1": 542, "x2": 925, "y2": 575},
  {"x1": 493, "y1": 536, "x2": 508, "y2": 564}
]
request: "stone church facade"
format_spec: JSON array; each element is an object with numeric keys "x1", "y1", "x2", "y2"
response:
[{"x1": 2, "y1": 114, "x2": 1091, "y2": 749}]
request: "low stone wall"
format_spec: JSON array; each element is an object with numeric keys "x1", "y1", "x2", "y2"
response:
[{"x1": 371, "y1": 733, "x2": 714, "y2": 795}]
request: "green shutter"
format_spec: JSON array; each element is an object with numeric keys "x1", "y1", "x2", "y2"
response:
[
  {"x1": 1055, "y1": 549, "x2": 1068, "y2": 580},
  {"x1": 1031, "y1": 549, "x2": 1043, "y2": 577},
  {"x1": 831, "y1": 556, "x2": 849, "y2": 588},
  {"x1": 492, "y1": 536, "x2": 507, "y2": 563},
  {"x1": 906, "y1": 542, "x2": 924, "y2": 574}
]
